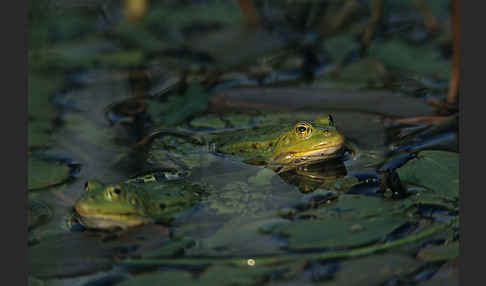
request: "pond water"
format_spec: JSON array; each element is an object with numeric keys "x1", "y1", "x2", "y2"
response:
[{"x1": 28, "y1": 1, "x2": 458, "y2": 285}]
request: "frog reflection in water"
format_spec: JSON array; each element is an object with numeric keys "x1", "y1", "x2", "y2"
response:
[{"x1": 74, "y1": 178, "x2": 207, "y2": 230}]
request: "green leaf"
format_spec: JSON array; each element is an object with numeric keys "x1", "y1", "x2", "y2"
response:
[
  {"x1": 416, "y1": 241, "x2": 459, "y2": 262},
  {"x1": 28, "y1": 158, "x2": 72, "y2": 190},
  {"x1": 117, "y1": 270, "x2": 195, "y2": 286},
  {"x1": 328, "y1": 254, "x2": 423, "y2": 286},
  {"x1": 298, "y1": 194, "x2": 414, "y2": 220},
  {"x1": 201, "y1": 216, "x2": 289, "y2": 256},
  {"x1": 28, "y1": 121, "x2": 53, "y2": 149},
  {"x1": 148, "y1": 83, "x2": 210, "y2": 126},
  {"x1": 28, "y1": 73, "x2": 62, "y2": 121},
  {"x1": 369, "y1": 40, "x2": 451, "y2": 80},
  {"x1": 274, "y1": 215, "x2": 407, "y2": 250},
  {"x1": 323, "y1": 35, "x2": 359, "y2": 65},
  {"x1": 397, "y1": 151, "x2": 459, "y2": 199}
]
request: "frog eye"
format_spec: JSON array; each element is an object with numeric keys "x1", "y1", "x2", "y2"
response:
[
  {"x1": 328, "y1": 115, "x2": 335, "y2": 126},
  {"x1": 105, "y1": 186, "x2": 122, "y2": 200},
  {"x1": 295, "y1": 122, "x2": 312, "y2": 138}
]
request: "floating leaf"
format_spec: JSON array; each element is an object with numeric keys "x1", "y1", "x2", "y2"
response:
[
  {"x1": 322, "y1": 34, "x2": 359, "y2": 65},
  {"x1": 28, "y1": 199, "x2": 52, "y2": 231},
  {"x1": 274, "y1": 215, "x2": 407, "y2": 250},
  {"x1": 198, "y1": 265, "x2": 281, "y2": 286},
  {"x1": 147, "y1": 83, "x2": 210, "y2": 126},
  {"x1": 416, "y1": 241, "x2": 459, "y2": 262},
  {"x1": 28, "y1": 121, "x2": 53, "y2": 149},
  {"x1": 298, "y1": 194, "x2": 414, "y2": 220},
  {"x1": 369, "y1": 40, "x2": 451, "y2": 80},
  {"x1": 96, "y1": 50, "x2": 145, "y2": 68},
  {"x1": 117, "y1": 270, "x2": 195, "y2": 286},
  {"x1": 201, "y1": 216, "x2": 289, "y2": 256},
  {"x1": 420, "y1": 264, "x2": 459, "y2": 286},
  {"x1": 28, "y1": 73, "x2": 62, "y2": 121},
  {"x1": 189, "y1": 114, "x2": 226, "y2": 129},
  {"x1": 141, "y1": 237, "x2": 194, "y2": 259},
  {"x1": 28, "y1": 233, "x2": 114, "y2": 278},
  {"x1": 28, "y1": 158, "x2": 72, "y2": 190},
  {"x1": 397, "y1": 151, "x2": 459, "y2": 199},
  {"x1": 328, "y1": 254, "x2": 423, "y2": 286},
  {"x1": 330, "y1": 57, "x2": 388, "y2": 87}
]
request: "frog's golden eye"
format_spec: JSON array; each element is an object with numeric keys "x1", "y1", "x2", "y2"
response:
[
  {"x1": 295, "y1": 122, "x2": 312, "y2": 138},
  {"x1": 105, "y1": 186, "x2": 122, "y2": 200}
]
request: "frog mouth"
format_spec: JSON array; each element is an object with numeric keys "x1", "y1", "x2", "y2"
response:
[
  {"x1": 75, "y1": 204, "x2": 150, "y2": 229},
  {"x1": 270, "y1": 143, "x2": 344, "y2": 172}
]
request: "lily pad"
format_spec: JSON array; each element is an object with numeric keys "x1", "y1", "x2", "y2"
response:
[
  {"x1": 28, "y1": 199, "x2": 52, "y2": 231},
  {"x1": 420, "y1": 263, "x2": 459, "y2": 286},
  {"x1": 329, "y1": 57, "x2": 388, "y2": 87},
  {"x1": 369, "y1": 39, "x2": 451, "y2": 80},
  {"x1": 322, "y1": 34, "x2": 359, "y2": 65},
  {"x1": 416, "y1": 241, "x2": 459, "y2": 262},
  {"x1": 28, "y1": 233, "x2": 114, "y2": 278},
  {"x1": 327, "y1": 254, "x2": 423, "y2": 286},
  {"x1": 141, "y1": 237, "x2": 194, "y2": 259},
  {"x1": 147, "y1": 83, "x2": 210, "y2": 126},
  {"x1": 201, "y1": 216, "x2": 289, "y2": 256},
  {"x1": 28, "y1": 73, "x2": 62, "y2": 121},
  {"x1": 273, "y1": 215, "x2": 408, "y2": 250},
  {"x1": 28, "y1": 158, "x2": 72, "y2": 190},
  {"x1": 28, "y1": 121, "x2": 53, "y2": 149},
  {"x1": 189, "y1": 114, "x2": 226, "y2": 129},
  {"x1": 397, "y1": 151, "x2": 459, "y2": 198},
  {"x1": 96, "y1": 50, "x2": 145, "y2": 68},
  {"x1": 60, "y1": 113, "x2": 130, "y2": 152},
  {"x1": 297, "y1": 194, "x2": 414, "y2": 220},
  {"x1": 198, "y1": 265, "x2": 280, "y2": 286},
  {"x1": 117, "y1": 270, "x2": 195, "y2": 286}
]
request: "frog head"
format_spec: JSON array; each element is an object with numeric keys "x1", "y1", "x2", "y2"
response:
[
  {"x1": 270, "y1": 117, "x2": 345, "y2": 171},
  {"x1": 74, "y1": 180, "x2": 151, "y2": 229}
]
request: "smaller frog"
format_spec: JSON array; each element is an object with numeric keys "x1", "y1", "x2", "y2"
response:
[{"x1": 74, "y1": 178, "x2": 207, "y2": 230}]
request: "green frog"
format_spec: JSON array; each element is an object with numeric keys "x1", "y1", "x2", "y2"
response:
[
  {"x1": 147, "y1": 115, "x2": 346, "y2": 174},
  {"x1": 74, "y1": 177, "x2": 208, "y2": 230},
  {"x1": 74, "y1": 167, "x2": 304, "y2": 230}
]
